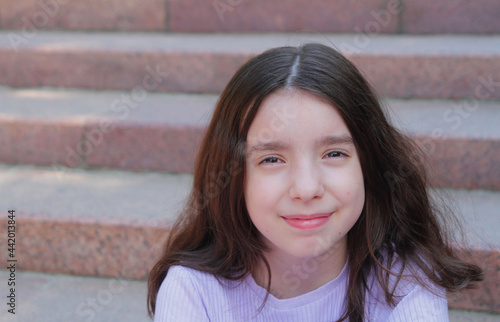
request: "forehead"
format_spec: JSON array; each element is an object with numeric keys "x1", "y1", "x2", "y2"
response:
[{"x1": 246, "y1": 89, "x2": 351, "y2": 145}]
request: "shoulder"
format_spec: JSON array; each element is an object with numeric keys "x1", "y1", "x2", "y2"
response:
[
  {"x1": 157, "y1": 264, "x2": 229, "y2": 298},
  {"x1": 157, "y1": 265, "x2": 212, "y2": 299},
  {"x1": 385, "y1": 283, "x2": 449, "y2": 321},
  {"x1": 154, "y1": 265, "x2": 255, "y2": 321},
  {"x1": 364, "y1": 253, "x2": 449, "y2": 321},
  {"x1": 154, "y1": 266, "x2": 216, "y2": 321},
  {"x1": 160, "y1": 264, "x2": 212, "y2": 285}
]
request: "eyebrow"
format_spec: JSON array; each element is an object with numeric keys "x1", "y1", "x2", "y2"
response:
[
  {"x1": 316, "y1": 135, "x2": 353, "y2": 147},
  {"x1": 246, "y1": 135, "x2": 354, "y2": 158}
]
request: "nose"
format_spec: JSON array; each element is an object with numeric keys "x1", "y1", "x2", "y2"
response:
[{"x1": 288, "y1": 161, "x2": 325, "y2": 202}]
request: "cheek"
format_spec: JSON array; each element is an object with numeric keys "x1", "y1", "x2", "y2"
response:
[
  {"x1": 329, "y1": 167, "x2": 365, "y2": 212},
  {"x1": 344, "y1": 171, "x2": 365, "y2": 200},
  {"x1": 346, "y1": 175, "x2": 365, "y2": 219},
  {"x1": 348, "y1": 187, "x2": 365, "y2": 222},
  {"x1": 245, "y1": 171, "x2": 287, "y2": 218},
  {"x1": 246, "y1": 175, "x2": 277, "y2": 205},
  {"x1": 335, "y1": 181, "x2": 365, "y2": 236}
]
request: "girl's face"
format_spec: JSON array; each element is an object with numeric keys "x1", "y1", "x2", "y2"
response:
[{"x1": 244, "y1": 89, "x2": 365, "y2": 262}]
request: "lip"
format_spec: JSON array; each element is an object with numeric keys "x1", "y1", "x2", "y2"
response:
[{"x1": 281, "y1": 213, "x2": 332, "y2": 230}]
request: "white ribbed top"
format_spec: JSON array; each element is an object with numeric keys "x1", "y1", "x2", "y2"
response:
[{"x1": 154, "y1": 260, "x2": 449, "y2": 321}]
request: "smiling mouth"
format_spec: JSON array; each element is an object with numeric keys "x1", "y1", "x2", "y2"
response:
[{"x1": 281, "y1": 213, "x2": 332, "y2": 230}]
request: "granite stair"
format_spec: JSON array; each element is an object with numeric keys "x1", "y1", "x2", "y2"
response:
[
  {"x1": 0, "y1": 86, "x2": 498, "y2": 189},
  {"x1": 0, "y1": 0, "x2": 499, "y2": 33},
  {"x1": 0, "y1": 0, "x2": 499, "y2": 320},
  {"x1": 0, "y1": 32, "x2": 499, "y2": 100}
]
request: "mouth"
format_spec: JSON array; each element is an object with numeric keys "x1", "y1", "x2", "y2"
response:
[{"x1": 281, "y1": 213, "x2": 332, "y2": 230}]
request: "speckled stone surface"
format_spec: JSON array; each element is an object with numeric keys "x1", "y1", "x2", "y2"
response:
[
  {"x1": 0, "y1": 49, "x2": 248, "y2": 94},
  {"x1": 350, "y1": 55, "x2": 500, "y2": 100},
  {"x1": 448, "y1": 249, "x2": 500, "y2": 312},
  {"x1": 449, "y1": 310, "x2": 500, "y2": 322},
  {"x1": 0, "y1": 32, "x2": 499, "y2": 100},
  {"x1": 11, "y1": 217, "x2": 168, "y2": 280},
  {"x1": 0, "y1": 165, "x2": 193, "y2": 279},
  {"x1": 169, "y1": 0, "x2": 398, "y2": 33},
  {"x1": 418, "y1": 137, "x2": 500, "y2": 190},
  {"x1": 0, "y1": 270, "x2": 151, "y2": 322},
  {"x1": 84, "y1": 122, "x2": 206, "y2": 173},
  {"x1": 385, "y1": 98, "x2": 500, "y2": 189},
  {"x1": 0, "y1": 87, "x2": 216, "y2": 172},
  {"x1": 0, "y1": 118, "x2": 83, "y2": 167},
  {"x1": 402, "y1": 0, "x2": 500, "y2": 34},
  {"x1": 1, "y1": 0, "x2": 500, "y2": 34},
  {"x1": 0, "y1": 87, "x2": 499, "y2": 189},
  {"x1": 0, "y1": 0, "x2": 165, "y2": 31}
]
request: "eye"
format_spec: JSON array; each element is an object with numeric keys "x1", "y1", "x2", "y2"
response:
[
  {"x1": 324, "y1": 150, "x2": 347, "y2": 159},
  {"x1": 259, "y1": 156, "x2": 282, "y2": 165}
]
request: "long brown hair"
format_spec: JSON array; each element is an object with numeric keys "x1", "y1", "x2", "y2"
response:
[{"x1": 147, "y1": 43, "x2": 483, "y2": 321}]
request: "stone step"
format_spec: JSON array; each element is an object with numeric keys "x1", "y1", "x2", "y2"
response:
[
  {"x1": 0, "y1": 164, "x2": 498, "y2": 312},
  {"x1": 0, "y1": 270, "x2": 151, "y2": 322},
  {"x1": 0, "y1": 271, "x2": 498, "y2": 322},
  {"x1": 0, "y1": 164, "x2": 193, "y2": 280},
  {"x1": 0, "y1": 31, "x2": 500, "y2": 99},
  {"x1": 0, "y1": 0, "x2": 165, "y2": 31},
  {"x1": 0, "y1": 0, "x2": 499, "y2": 34},
  {"x1": 0, "y1": 86, "x2": 499, "y2": 189},
  {"x1": 449, "y1": 310, "x2": 500, "y2": 322}
]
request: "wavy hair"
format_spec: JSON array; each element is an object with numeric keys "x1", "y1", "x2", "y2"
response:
[{"x1": 147, "y1": 43, "x2": 483, "y2": 321}]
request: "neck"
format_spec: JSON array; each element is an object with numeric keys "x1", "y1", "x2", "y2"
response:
[{"x1": 253, "y1": 243, "x2": 347, "y2": 299}]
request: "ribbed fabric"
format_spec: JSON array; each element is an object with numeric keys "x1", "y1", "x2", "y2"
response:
[{"x1": 154, "y1": 262, "x2": 449, "y2": 321}]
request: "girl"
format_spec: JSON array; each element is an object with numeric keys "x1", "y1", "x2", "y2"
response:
[{"x1": 148, "y1": 44, "x2": 483, "y2": 321}]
